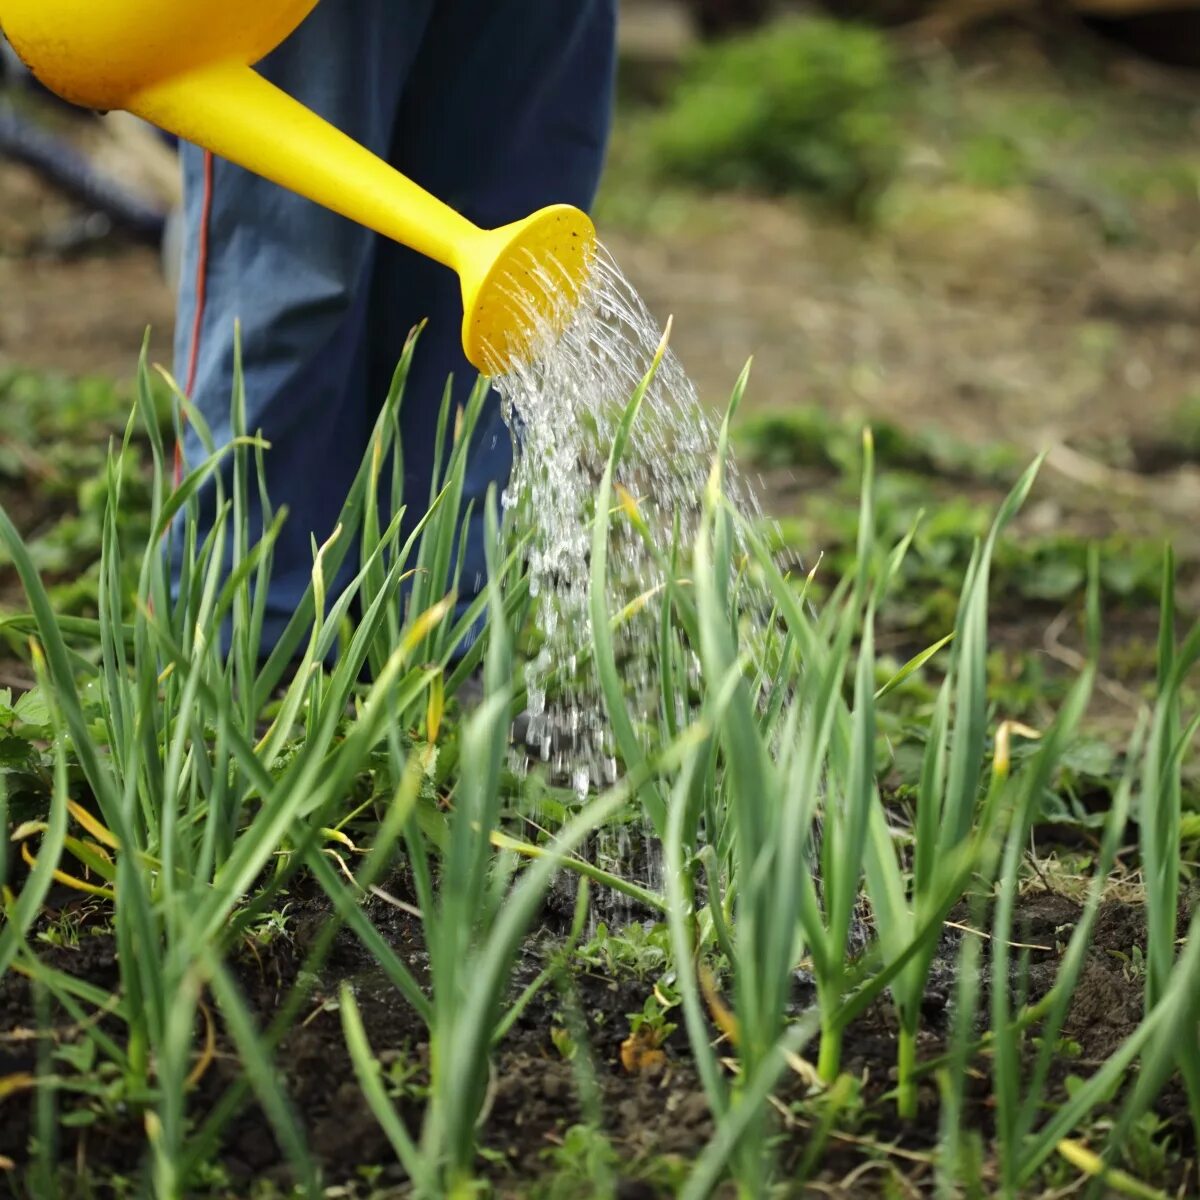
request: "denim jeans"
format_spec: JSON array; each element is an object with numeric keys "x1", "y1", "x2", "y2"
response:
[{"x1": 172, "y1": 0, "x2": 617, "y2": 654}]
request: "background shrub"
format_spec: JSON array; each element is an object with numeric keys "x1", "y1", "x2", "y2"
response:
[{"x1": 648, "y1": 16, "x2": 901, "y2": 219}]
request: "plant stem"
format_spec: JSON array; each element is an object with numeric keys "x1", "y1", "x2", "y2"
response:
[
  {"x1": 446, "y1": 1172, "x2": 479, "y2": 1200},
  {"x1": 817, "y1": 1021, "x2": 841, "y2": 1083},
  {"x1": 897, "y1": 1024, "x2": 917, "y2": 1119},
  {"x1": 490, "y1": 830, "x2": 666, "y2": 912}
]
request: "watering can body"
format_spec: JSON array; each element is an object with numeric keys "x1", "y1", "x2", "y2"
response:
[
  {"x1": 0, "y1": 0, "x2": 595, "y2": 372},
  {"x1": 0, "y1": 0, "x2": 320, "y2": 109}
]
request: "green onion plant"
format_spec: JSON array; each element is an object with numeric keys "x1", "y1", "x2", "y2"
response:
[{"x1": 0, "y1": 329, "x2": 506, "y2": 1192}]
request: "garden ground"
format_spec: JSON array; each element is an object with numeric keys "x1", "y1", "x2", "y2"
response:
[{"x1": 1, "y1": 877, "x2": 1186, "y2": 1195}]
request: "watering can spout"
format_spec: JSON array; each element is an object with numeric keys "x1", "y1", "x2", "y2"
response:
[{"x1": 0, "y1": 0, "x2": 596, "y2": 374}]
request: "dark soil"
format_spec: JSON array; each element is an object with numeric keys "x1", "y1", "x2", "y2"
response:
[{"x1": 1, "y1": 871, "x2": 1193, "y2": 1197}]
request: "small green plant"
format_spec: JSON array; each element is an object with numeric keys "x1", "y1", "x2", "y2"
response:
[
  {"x1": 549, "y1": 1024, "x2": 579, "y2": 1062},
  {"x1": 380, "y1": 1044, "x2": 429, "y2": 1105},
  {"x1": 647, "y1": 16, "x2": 901, "y2": 219},
  {"x1": 0, "y1": 369, "x2": 167, "y2": 624},
  {"x1": 575, "y1": 920, "x2": 672, "y2": 981},
  {"x1": 954, "y1": 131, "x2": 1031, "y2": 190},
  {"x1": 736, "y1": 404, "x2": 1021, "y2": 483},
  {"x1": 1120, "y1": 1112, "x2": 1180, "y2": 1186},
  {"x1": 244, "y1": 903, "x2": 294, "y2": 949},
  {"x1": 536, "y1": 1124, "x2": 619, "y2": 1200},
  {"x1": 1169, "y1": 392, "x2": 1200, "y2": 455},
  {"x1": 35, "y1": 900, "x2": 111, "y2": 950},
  {"x1": 626, "y1": 991, "x2": 679, "y2": 1047},
  {"x1": 1108, "y1": 944, "x2": 1148, "y2": 983}
]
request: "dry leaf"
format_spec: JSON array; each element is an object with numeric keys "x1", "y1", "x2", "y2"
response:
[{"x1": 620, "y1": 1028, "x2": 668, "y2": 1075}]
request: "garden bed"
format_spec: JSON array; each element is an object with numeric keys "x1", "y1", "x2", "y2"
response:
[{"x1": 2, "y1": 872, "x2": 1188, "y2": 1196}]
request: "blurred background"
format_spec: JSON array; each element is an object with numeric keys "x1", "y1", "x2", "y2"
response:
[{"x1": 3, "y1": 0, "x2": 1200, "y2": 741}]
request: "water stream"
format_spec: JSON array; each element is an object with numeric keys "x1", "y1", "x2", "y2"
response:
[{"x1": 492, "y1": 245, "x2": 773, "y2": 809}]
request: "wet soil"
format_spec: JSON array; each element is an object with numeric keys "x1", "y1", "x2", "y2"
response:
[{"x1": 0, "y1": 874, "x2": 1193, "y2": 1197}]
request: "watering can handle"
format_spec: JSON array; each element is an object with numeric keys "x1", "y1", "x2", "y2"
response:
[{"x1": 133, "y1": 61, "x2": 482, "y2": 275}]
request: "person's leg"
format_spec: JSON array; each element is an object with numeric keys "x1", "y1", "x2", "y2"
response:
[
  {"x1": 172, "y1": 0, "x2": 434, "y2": 648},
  {"x1": 363, "y1": 0, "x2": 618, "y2": 623}
]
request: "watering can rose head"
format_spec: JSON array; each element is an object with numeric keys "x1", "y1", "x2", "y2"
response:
[
  {"x1": 0, "y1": 0, "x2": 598, "y2": 373},
  {"x1": 458, "y1": 204, "x2": 597, "y2": 376}
]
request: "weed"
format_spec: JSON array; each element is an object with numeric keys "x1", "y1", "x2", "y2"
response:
[
  {"x1": 537, "y1": 1125, "x2": 619, "y2": 1197},
  {"x1": 575, "y1": 920, "x2": 672, "y2": 982},
  {"x1": 622, "y1": 990, "x2": 679, "y2": 1071},
  {"x1": 1121, "y1": 1112, "x2": 1181, "y2": 1185},
  {"x1": 737, "y1": 404, "x2": 1020, "y2": 482},
  {"x1": 379, "y1": 1043, "x2": 429, "y2": 1105},
  {"x1": 243, "y1": 903, "x2": 293, "y2": 949},
  {"x1": 34, "y1": 900, "x2": 111, "y2": 950},
  {"x1": 1108, "y1": 944, "x2": 1148, "y2": 983}
]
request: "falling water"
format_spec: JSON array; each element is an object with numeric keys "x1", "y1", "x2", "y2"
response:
[{"x1": 491, "y1": 245, "x2": 772, "y2": 810}]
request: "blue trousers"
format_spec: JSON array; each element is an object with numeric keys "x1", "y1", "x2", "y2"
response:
[{"x1": 173, "y1": 0, "x2": 617, "y2": 652}]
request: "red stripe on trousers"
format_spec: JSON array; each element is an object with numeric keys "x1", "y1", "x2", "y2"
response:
[{"x1": 175, "y1": 149, "x2": 215, "y2": 485}]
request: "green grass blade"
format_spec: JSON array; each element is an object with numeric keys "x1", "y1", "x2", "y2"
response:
[
  {"x1": 589, "y1": 342, "x2": 669, "y2": 835},
  {"x1": 341, "y1": 985, "x2": 434, "y2": 1192},
  {"x1": 202, "y1": 948, "x2": 319, "y2": 1194}
]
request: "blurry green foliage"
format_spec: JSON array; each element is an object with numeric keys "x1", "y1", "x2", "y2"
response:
[
  {"x1": 743, "y1": 405, "x2": 1167, "y2": 632},
  {"x1": 0, "y1": 368, "x2": 167, "y2": 621},
  {"x1": 1169, "y1": 392, "x2": 1200, "y2": 455},
  {"x1": 647, "y1": 16, "x2": 901, "y2": 219},
  {"x1": 736, "y1": 403, "x2": 1022, "y2": 480},
  {"x1": 954, "y1": 131, "x2": 1030, "y2": 190}
]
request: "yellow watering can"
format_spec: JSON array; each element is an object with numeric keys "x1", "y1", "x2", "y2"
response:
[{"x1": 0, "y1": 0, "x2": 596, "y2": 374}]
